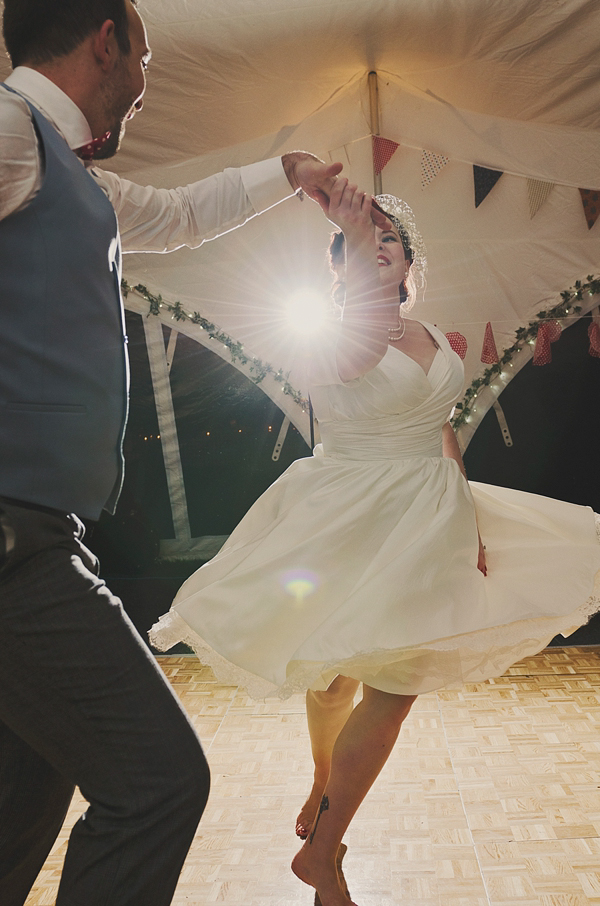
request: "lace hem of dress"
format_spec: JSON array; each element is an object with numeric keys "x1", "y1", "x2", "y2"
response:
[{"x1": 149, "y1": 571, "x2": 600, "y2": 701}]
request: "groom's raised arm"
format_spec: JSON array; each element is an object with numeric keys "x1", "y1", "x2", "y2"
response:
[
  {"x1": 93, "y1": 156, "x2": 296, "y2": 253},
  {"x1": 94, "y1": 150, "x2": 389, "y2": 254}
]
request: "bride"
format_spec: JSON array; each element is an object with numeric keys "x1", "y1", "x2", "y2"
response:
[{"x1": 151, "y1": 178, "x2": 600, "y2": 906}]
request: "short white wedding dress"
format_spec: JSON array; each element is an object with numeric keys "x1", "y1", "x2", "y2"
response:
[{"x1": 150, "y1": 322, "x2": 600, "y2": 699}]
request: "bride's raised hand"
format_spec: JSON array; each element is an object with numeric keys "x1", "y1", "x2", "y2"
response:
[
  {"x1": 330, "y1": 179, "x2": 389, "y2": 380},
  {"x1": 327, "y1": 178, "x2": 374, "y2": 242}
]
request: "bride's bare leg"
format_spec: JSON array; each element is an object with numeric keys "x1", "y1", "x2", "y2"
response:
[
  {"x1": 292, "y1": 686, "x2": 416, "y2": 905},
  {"x1": 296, "y1": 676, "x2": 360, "y2": 838}
]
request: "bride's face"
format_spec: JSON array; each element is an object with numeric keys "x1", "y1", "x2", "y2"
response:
[{"x1": 375, "y1": 225, "x2": 409, "y2": 288}]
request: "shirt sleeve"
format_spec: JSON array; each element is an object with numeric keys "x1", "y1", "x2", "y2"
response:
[
  {"x1": 91, "y1": 157, "x2": 295, "y2": 254},
  {"x1": 0, "y1": 89, "x2": 42, "y2": 221}
]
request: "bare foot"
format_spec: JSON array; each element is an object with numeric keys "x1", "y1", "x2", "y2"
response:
[
  {"x1": 292, "y1": 844, "x2": 355, "y2": 906},
  {"x1": 296, "y1": 781, "x2": 326, "y2": 838}
]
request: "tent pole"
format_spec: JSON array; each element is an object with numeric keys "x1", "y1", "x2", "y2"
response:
[{"x1": 368, "y1": 71, "x2": 382, "y2": 195}]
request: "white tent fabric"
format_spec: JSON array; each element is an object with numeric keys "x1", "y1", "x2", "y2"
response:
[{"x1": 2, "y1": 0, "x2": 599, "y2": 447}]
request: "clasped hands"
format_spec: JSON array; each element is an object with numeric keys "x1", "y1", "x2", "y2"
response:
[{"x1": 282, "y1": 151, "x2": 391, "y2": 231}]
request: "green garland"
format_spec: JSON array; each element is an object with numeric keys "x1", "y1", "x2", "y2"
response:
[
  {"x1": 121, "y1": 275, "x2": 600, "y2": 429},
  {"x1": 451, "y1": 275, "x2": 600, "y2": 429},
  {"x1": 121, "y1": 279, "x2": 309, "y2": 410}
]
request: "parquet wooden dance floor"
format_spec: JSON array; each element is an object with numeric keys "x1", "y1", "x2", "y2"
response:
[{"x1": 25, "y1": 647, "x2": 600, "y2": 906}]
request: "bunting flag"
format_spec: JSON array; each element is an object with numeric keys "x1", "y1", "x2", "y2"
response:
[
  {"x1": 533, "y1": 320, "x2": 562, "y2": 365},
  {"x1": 421, "y1": 150, "x2": 448, "y2": 189},
  {"x1": 473, "y1": 165, "x2": 503, "y2": 208},
  {"x1": 579, "y1": 189, "x2": 600, "y2": 230},
  {"x1": 445, "y1": 332, "x2": 468, "y2": 359},
  {"x1": 527, "y1": 179, "x2": 555, "y2": 219},
  {"x1": 328, "y1": 145, "x2": 352, "y2": 169},
  {"x1": 480, "y1": 322, "x2": 499, "y2": 364},
  {"x1": 588, "y1": 321, "x2": 600, "y2": 358},
  {"x1": 372, "y1": 136, "x2": 399, "y2": 175}
]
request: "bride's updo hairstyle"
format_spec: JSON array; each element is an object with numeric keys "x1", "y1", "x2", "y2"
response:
[{"x1": 329, "y1": 194, "x2": 427, "y2": 312}]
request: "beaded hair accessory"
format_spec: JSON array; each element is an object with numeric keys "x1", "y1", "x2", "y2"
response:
[{"x1": 375, "y1": 194, "x2": 427, "y2": 310}]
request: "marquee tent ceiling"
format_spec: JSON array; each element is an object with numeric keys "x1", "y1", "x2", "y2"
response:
[
  {"x1": 2, "y1": 0, "x2": 599, "y2": 444},
  {"x1": 96, "y1": 0, "x2": 600, "y2": 168}
]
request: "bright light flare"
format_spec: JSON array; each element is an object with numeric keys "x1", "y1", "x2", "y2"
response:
[
  {"x1": 281, "y1": 569, "x2": 320, "y2": 604},
  {"x1": 284, "y1": 289, "x2": 328, "y2": 336}
]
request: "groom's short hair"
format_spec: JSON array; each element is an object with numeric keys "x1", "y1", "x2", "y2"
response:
[{"x1": 3, "y1": 0, "x2": 138, "y2": 68}]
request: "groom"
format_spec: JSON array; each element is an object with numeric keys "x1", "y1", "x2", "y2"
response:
[{"x1": 0, "y1": 2, "x2": 392, "y2": 904}]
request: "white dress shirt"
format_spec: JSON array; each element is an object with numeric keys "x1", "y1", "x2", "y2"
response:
[{"x1": 0, "y1": 67, "x2": 294, "y2": 252}]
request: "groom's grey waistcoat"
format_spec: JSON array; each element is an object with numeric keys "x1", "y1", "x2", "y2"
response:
[{"x1": 0, "y1": 85, "x2": 128, "y2": 519}]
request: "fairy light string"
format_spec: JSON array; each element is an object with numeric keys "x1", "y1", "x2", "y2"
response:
[
  {"x1": 121, "y1": 276, "x2": 599, "y2": 430},
  {"x1": 451, "y1": 275, "x2": 600, "y2": 429},
  {"x1": 121, "y1": 280, "x2": 309, "y2": 410}
]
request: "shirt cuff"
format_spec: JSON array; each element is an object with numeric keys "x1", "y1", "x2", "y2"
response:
[{"x1": 240, "y1": 157, "x2": 295, "y2": 214}]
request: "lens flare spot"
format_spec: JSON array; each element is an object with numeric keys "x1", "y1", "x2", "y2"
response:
[
  {"x1": 284, "y1": 289, "x2": 328, "y2": 336},
  {"x1": 282, "y1": 569, "x2": 319, "y2": 603}
]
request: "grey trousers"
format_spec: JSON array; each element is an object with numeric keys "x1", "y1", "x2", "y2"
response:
[{"x1": 0, "y1": 499, "x2": 210, "y2": 906}]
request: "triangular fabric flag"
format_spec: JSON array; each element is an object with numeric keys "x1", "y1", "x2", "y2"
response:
[
  {"x1": 421, "y1": 150, "x2": 448, "y2": 189},
  {"x1": 328, "y1": 145, "x2": 352, "y2": 169},
  {"x1": 445, "y1": 332, "x2": 468, "y2": 360},
  {"x1": 480, "y1": 322, "x2": 499, "y2": 364},
  {"x1": 579, "y1": 189, "x2": 600, "y2": 230},
  {"x1": 527, "y1": 179, "x2": 554, "y2": 219},
  {"x1": 372, "y1": 136, "x2": 399, "y2": 176},
  {"x1": 533, "y1": 320, "x2": 562, "y2": 365},
  {"x1": 473, "y1": 165, "x2": 503, "y2": 208},
  {"x1": 588, "y1": 321, "x2": 600, "y2": 358}
]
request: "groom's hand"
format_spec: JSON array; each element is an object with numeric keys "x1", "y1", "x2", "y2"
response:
[
  {"x1": 282, "y1": 151, "x2": 391, "y2": 230},
  {"x1": 282, "y1": 151, "x2": 342, "y2": 210}
]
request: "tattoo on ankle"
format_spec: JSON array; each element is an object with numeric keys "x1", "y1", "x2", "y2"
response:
[{"x1": 308, "y1": 795, "x2": 329, "y2": 844}]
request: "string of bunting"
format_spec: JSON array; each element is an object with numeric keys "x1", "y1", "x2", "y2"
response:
[
  {"x1": 451, "y1": 275, "x2": 600, "y2": 430},
  {"x1": 372, "y1": 134, "x2": 599, "y2": 225},
  {"x1": 121, "y1": 279, "x2": 309, "y2": 410}
]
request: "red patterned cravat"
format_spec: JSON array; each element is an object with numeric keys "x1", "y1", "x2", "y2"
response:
[{"x1": 74, "y1": 131, "x2": 112, "y2": 161}]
